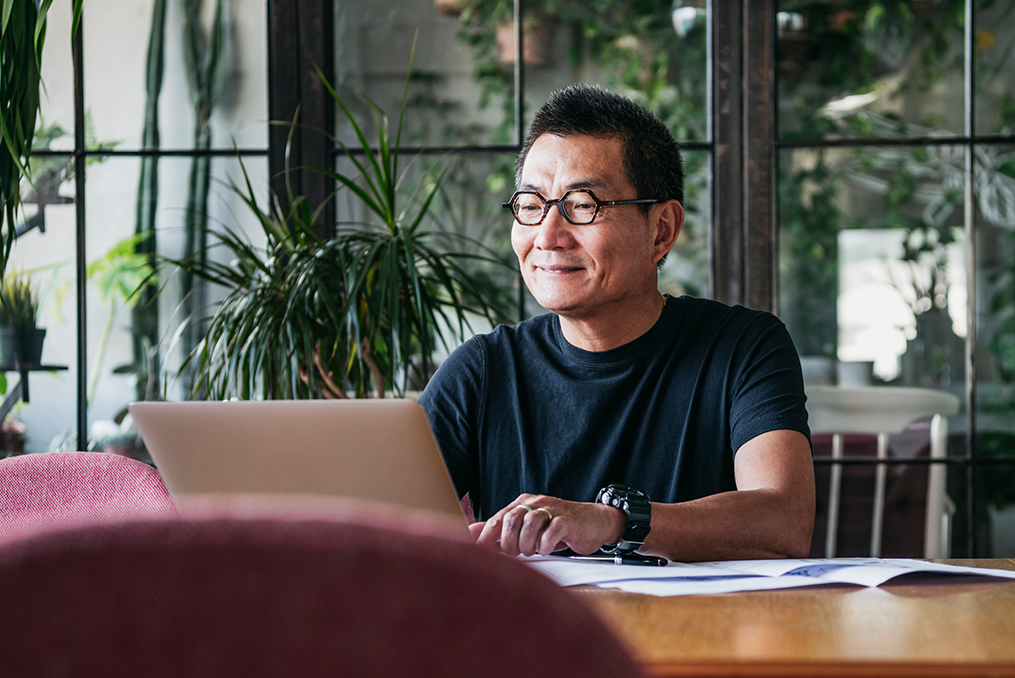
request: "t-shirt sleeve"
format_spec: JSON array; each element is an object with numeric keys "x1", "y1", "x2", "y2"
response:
[
  {"x1": 728, "y1": 314, "x2": 811, "y2": 453},
  {"x1": 417, "y1": 336, "x2": 487, "y2": 498}
]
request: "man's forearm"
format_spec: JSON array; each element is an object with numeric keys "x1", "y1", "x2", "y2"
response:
[
  {"x1": 640, "y1": 488, "x2": 815, "y2": 562},
  {"x1": 640, "y1": 430, "x2": 816, "y2": 562},
  {"x1": 474, "y1": 430, "x2": 815, "y2": 561}
]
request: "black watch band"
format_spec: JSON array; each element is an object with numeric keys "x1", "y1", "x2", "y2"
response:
[{"x1": 595, "y1": 484, "x2": 652, "y2": 554}]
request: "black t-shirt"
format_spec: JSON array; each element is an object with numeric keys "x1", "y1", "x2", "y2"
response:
[{"x1": 418, "y1": 296, "x2": 810, "y2": 521}]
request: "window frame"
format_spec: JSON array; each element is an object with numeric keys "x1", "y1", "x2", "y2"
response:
[{"x1": 50, "y1": 0, "x2": 1015, "y2": 556}]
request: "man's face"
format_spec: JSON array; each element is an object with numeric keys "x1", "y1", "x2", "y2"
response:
[{"x1": 512, "y1": 134, "x2": 665, "y2": 319}]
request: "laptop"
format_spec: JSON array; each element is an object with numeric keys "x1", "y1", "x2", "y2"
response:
[{"x1": 129, "y1": 399, "x2": 467, "y2": 529}]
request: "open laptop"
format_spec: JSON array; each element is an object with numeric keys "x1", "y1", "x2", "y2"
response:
[{"x1": 129, "y1": 399, "x2": 467, "y2": 531}]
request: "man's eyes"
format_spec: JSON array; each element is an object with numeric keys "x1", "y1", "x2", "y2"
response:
[{"x1": 567, "y1": 200, "x2": 597, "y2": 213}]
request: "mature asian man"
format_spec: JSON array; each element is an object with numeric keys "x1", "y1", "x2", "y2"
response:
[{"x1": 418, "y1": 84, "x2": 814, "y2": 563}]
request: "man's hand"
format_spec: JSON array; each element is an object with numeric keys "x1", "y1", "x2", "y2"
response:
[{"x1": 470, "y1": 494, "x2": 626, "y2": 557}]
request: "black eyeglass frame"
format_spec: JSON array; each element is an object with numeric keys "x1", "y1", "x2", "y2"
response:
[{"x1": 501, "y1": 189, "x2": 662, "y2": 226}]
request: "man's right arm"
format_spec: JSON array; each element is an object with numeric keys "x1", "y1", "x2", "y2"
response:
[
  {"x1": 417, "y1": 336, "x2": 486, "y2": 502},
  {"x1": 473, "y1": 429, "x2": 814, "y2": 561}
]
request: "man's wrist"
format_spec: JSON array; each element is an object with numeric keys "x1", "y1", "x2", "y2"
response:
[
  {"x1": 595, "y1": 484, "x2": 652, "y2": 553},
  {"x1": 598, "y1": 502, "x2": 627, "y2": 544}
]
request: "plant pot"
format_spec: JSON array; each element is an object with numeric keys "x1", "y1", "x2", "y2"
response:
[
  {"x1": 910, "y1": 0, "x2": 941, "y2": 14},
  {"x1": 0, "y1": 326, "x2": 46, "y2": 366},
  {"x1": 434, "y1": 0, "x2": 471, "y2": 16},
  {"x1": 495, "y1": 17, "x2": 555, "y2": 66}
]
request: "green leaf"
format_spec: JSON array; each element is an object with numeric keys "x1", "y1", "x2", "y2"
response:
[
  {"x1": 36, "y1": 0, "x2": 53, "y2": 55},
  {"x1": 1, "y1": 0, "x2": 14, "y2": 38},
  {"x1": 71, "y1": 0, "x2": 83, "y2": 43}
]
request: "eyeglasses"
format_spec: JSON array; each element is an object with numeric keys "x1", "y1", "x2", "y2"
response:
[{"x1": 502, "y1": 189, "x2": 661, "y2": 226}]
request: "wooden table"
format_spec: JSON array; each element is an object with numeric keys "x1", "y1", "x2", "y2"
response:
[{"x1": 578, "y1": 559, "x2": 1015, "y2": 678}]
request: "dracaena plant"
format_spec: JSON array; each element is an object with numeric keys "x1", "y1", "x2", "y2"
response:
[
  {"x1": 174, "y1": 41, "x2": 515, "y2": 400},
  {"x1": 0, "y1": 0, "x2": 84, "y2": 279}
]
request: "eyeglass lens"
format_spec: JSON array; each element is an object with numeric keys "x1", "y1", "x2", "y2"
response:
[{"x1": 513, "y1": 190, "x2": 599, "y2": 225}]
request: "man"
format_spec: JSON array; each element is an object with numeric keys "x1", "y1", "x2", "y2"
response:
[{"x1": 418, "y1": 84, "x2": 814, "y2": 562}]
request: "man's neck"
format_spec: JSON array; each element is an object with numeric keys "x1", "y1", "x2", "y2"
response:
[{"x1": 558, "y1": 293, "x2": 667, "y2": 352}]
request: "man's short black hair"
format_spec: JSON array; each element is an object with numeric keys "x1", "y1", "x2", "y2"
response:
[{"x1": 516, "y1": 84, "x2": 684, "y2": 210}]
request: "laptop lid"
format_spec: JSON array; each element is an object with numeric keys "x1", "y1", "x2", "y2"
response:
[{"x1": 129, "y1": 399, "x2": 467, "y2": 528}]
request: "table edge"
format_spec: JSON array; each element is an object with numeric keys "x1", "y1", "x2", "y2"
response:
[{"x1": 647, "y1": 659, "x2": 1015, "y2": 678}]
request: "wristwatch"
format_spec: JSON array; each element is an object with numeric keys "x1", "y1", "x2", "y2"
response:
[{"x1": 595, "y1": 484, "x2": 652, "y2": 554}]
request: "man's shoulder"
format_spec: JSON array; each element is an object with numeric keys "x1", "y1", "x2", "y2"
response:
[
  {"x1": 437, "y1": 313, "x2": 556, "y2": 368},
  {"x1": 669, "y1": 295, "x2": 783, "y2": 331}
]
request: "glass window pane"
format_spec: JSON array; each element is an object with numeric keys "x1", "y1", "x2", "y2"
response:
[
  {"x1": 975, "y1": 143, "x2": 1015, "y2": 434},
  {"x1": 2, "y1": 184, "x2": 77, "y2": 455},
  {"x1": 30, "y1": 0, "x2": 76, "y2": 236},
  {"x1": 779, "y1": 145, "x2": 967, "y2": 398},
  {"x1": 334, "y1": 150, "x2": 521, "y2": 328},
  {"x1": 37, "y1": 1, "x2": 74, "y2": 141},
  {"x1": 334, "y1": 0, "x2": 512, "y2": 147},
  {"x1": 85, "y1": 0, "x2": 268, "y2": 151},
  {"x1": 975, "y1": 143, "x2": 1015, "y2": 549},
  {"x1": 519, "y1": 0, "x2": 710, "y2": 144},
  {"x1": 978, "y1": 462, "x2": 1015, "y2": 557},
  {"x1": 975, "y1": 3, "x2": 1015, "y2": 135},
  {"x1": 337, "y1": 0, "x2": 710, "y2": 147},
  {"x1": 85, "y1": 157, "x2": 151, "y2": 443},
  {"x1": 660, "y1": 149, "x2": 709, "y2": 299},
  {"x1": 777, "y1": 2, "x2": 965, "y2": 141},
  {"x1": 83, "y1": 155, "x2": 269, "y2": 446},
  {"x1": 4, "y1": 0, "x2": 72, "y2": 449}
]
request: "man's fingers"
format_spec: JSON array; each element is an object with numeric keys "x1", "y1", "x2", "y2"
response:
[
  {"x1": 517, "y1": 509, "x2": 553, "y2": 556},
  {"x1": 475, "y1": 513, "x2": 505, "y2": 549},
  {"x1": 536, "y1": 516, "x2": 568, "y2": 555},
  {"x1": 498, "y1": 504, "x2": 533, "y2": 557},
  {"x1": 477, "y1": 495, "x2": 602, "y2": 557}
]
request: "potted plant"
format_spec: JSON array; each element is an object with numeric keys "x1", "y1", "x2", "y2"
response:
[
  {"x1": 173, "y1": 42, "x2": 515, "y2": 400},
  {"x1": 434, "y1": 0, "x2": 472, "y2": 17},
  {"x1": 0, "y1": 272, "x2": 45, "y2": 367},
  {"x1": 460, "y1": 0, "x2": 557, "y2": 66}
]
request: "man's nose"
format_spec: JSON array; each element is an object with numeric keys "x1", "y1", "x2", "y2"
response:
[{"x1": 533, "y1": 204, "x2": 574, "y2": 250}]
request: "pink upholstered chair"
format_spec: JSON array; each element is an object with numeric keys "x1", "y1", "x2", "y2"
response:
[
  {"x1": 0, "y1": 504, "x2": 646, "y2": 678},
  {"x1": 460, "y1": 491, "x2": 475, "y2": 524},
  {"x1": 0, "y1": 451, "x2": 176, "y2": 542}
]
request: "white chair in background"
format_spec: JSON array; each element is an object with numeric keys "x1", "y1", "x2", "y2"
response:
[{"x1": 806, "y1": 385, "x2": 961, "y2": 559}]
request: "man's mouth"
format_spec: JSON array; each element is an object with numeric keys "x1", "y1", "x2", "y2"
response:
[{"x1": 535, "y1": 263, "x2": 584, "y2": 274}]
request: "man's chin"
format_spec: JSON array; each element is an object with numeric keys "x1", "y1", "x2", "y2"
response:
[{"x1": 531, "y1": 294, "x2": 584, "y2": 316}]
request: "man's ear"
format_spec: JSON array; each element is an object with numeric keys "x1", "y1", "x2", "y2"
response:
[{"x1": 653, "y1": 200, "x2": 684, "y2": 264}]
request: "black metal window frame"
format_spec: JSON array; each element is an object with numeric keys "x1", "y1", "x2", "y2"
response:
[
  {"x1": 53, "y1": 0, "x2": 1015, "y2": 555},
  {"x1": 264, "y1": 0, "x2": 1015, "y2": 558},
  {"x1": 57, "y1": 6, "x2": 270, "y2": 452},
  {"x1": 749, "y1": 0, "x2": 1015, "y2": 556}
]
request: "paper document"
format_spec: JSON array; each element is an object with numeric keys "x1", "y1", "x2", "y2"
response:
[{"x1": 524, "y1": 557, "x2": 1015, "y2": 596}]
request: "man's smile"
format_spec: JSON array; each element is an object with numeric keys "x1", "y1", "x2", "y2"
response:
[{"x1": 533, "y1": 261, "x2": 587, "y2": 275}]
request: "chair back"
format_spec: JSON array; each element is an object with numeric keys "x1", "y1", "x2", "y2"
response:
[
  {"x1": 806, "y1": 385, "x2": 960, "y2": 558},
  {"x1": 0, "y1": 451, "x2": 176, "y2": 541},
  {"x1": 0, "y1": 508, "x2": 646, "y2": 678}
]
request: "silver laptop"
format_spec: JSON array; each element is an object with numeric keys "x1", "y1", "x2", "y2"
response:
[{"x1": 129, "y1": 399, "x2": 467, "y2": 528}]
